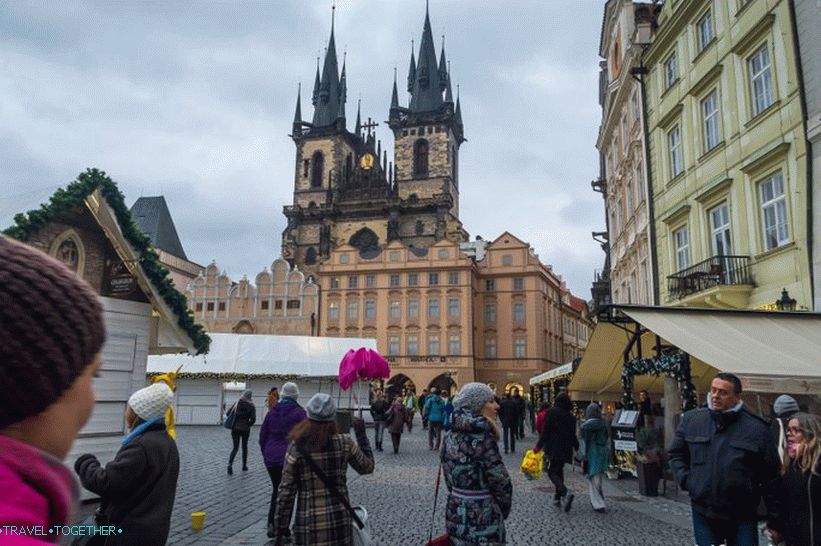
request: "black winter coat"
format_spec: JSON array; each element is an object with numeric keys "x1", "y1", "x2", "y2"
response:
[
  {"x1": 499, "y1": 397, "x2": 520, "y2": 427},
  {"x1": 232, "y1": 398, "x2": 256, "y2": 432},
  {"x1": 777, "y1": 463, "x2": 821, "y2": 546},
  {"x1": 75, "y1": 422, "x2": 180, "y2": 546},
  {"x1": 536, "y1": 405, "x2": 578, "y2": 463},
  {"x1": 668, "y1": 406, "x2": 781, "y2": 522}
]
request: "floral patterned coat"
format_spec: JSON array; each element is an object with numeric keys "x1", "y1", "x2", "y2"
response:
[
  {"x1": 273, "y1": 429, "x2": 373, "y2": 546},
  {"x1": 441, "y1": 409, "x2": 513, "y2": 546}
]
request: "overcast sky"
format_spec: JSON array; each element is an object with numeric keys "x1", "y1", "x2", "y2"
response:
[{"x1": 0, "y1": 0, "x2": 605, "y2": 297}]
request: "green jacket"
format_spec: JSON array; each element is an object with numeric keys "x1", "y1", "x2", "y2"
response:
[{"x1": 580, "y1": 418, "x2": 609, "y2": 477}]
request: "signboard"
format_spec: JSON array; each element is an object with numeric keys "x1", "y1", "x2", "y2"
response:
[
  {"x1": 614, "y1": 440, "x2": 638, "y2": 451},
  {"x1": 106, "y1": 261, "x2": 136, "y2": 296}
]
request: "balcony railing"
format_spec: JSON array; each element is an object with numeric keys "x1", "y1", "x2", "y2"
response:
[{"x1": 667, "y1": 255, "x2": 752, "y2": 300}]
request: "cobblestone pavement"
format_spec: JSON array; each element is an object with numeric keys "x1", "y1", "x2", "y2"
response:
[{"x1": 154, "y1": 424, "x2": 703, "y2": 545}]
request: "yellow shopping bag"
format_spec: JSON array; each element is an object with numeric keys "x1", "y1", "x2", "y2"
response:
[{"x1": 520, "y1": 449, "x2": 543, "y2": 481}]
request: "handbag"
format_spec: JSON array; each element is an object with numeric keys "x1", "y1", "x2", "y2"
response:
[
  {"x1": 297, "y1": 446, "x2": 374, "y2": 546},
  {"x1": 223, "y1": 402, "x2": 237, "y2": 429},
  {"x1": 424, "y1": 464, "x2": 451, "y2": 546}
]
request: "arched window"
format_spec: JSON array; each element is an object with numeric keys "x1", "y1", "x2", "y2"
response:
[
  {"x1": 49, "y1": 229, "x2": 85, "y2": 276},
  {"x1": 57, "y1": 239, "x2": 80, "y2": 271},
  {"x1": 311, "y1": 151, "x2": 324, "y2": 188},
  {"x1": 413, "y1": 139, "x2": 429, "y2": 177},
  {"x1": 305, "y1": 247, "x2": 317, "y2": 265}
]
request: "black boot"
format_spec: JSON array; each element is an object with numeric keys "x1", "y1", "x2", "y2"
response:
[{"x1": 227, "y1": 465, "x2": 233, "y2": 475}]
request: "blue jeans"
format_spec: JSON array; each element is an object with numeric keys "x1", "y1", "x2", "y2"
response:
[
  {"x1": 373, "y1": 420, "x2": 385, "y2": 448},
  {"x1": 691, "y1": 509, "x2": 758, "y2": 546}
]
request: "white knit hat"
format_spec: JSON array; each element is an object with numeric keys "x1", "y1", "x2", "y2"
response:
[{"x1": 128, "y1": 383, "x2": 174, "y2": 421}]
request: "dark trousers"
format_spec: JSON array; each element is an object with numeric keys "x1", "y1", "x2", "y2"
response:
[
  {"x1": 428, "y1": 421, "x2": 443, "y2": 450},
  {"x1": 266, "y1": 464, "x2": 283, "y2": 525},
  {"x1": 229, "y1": 429, "x2": 250, "y2": 467},
  {"x1": 517, "y1": 416, "x2": 525, "y2": 438},
  {"x1": 390, "y1": 432, "x2": 401, "y2": 453},
  {"x1": 691, "y1": 510, "x2": 758, "y2": 546},
  {"x1": 422, "y1": 413, "x2": 429, "y2": 430},
  {"x1": 502, "y1": 425, "x2": 516, "y2": 452},
  {"x1": 373, "y1": 421, "x2": 386, "y2": 449},
  {"x1": 405, "y1": 412, "x2": 414, "y2": 432},
  {"x1": 547, "y1": 457, "x2": 567, "y2": 499}
]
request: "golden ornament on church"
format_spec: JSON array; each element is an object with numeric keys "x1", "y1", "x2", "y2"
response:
[{"x1": 359, "y1": 153, "x2": 375, "y2": 170}]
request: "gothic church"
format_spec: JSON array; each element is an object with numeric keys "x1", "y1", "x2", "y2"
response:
[{"x1": 282, "y1": 4, "x2": 467, "y2": 272}]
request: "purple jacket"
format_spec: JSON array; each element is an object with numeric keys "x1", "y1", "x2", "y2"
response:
[{"x1": 259, "y1": 399, "x2": 306, "y2": 467}]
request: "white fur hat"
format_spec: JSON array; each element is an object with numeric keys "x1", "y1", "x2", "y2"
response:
[{"x1": 128, "y1": 383, "x2": 174, "y2": 421}]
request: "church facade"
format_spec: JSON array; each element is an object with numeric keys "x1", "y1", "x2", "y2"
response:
[
  {"x1": 281, "y1": 5, "x2": 466, "y2": 274},
  {"x1": 188, "y1": 5, "x2": 591, "y2": 395}
]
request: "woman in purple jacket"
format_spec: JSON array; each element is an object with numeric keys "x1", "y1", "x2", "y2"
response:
[{"x1": 259, "y1": 382, "x2": 306, "y2": 538}]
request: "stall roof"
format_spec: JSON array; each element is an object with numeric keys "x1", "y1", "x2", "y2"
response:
[
  {"x1": 529, "y1": 362, "x2": 574, "y2": 386},
  {"x1": 148, "y1": 333, "x2": 378, "y2": 379},
  {"x1": 570, "y1": 305, "x2": 821, "y2": 400}
]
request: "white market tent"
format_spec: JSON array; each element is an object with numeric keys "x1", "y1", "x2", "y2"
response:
[
  {"x1": 148, "y1": 333, "x2": 378, "y2": 424},
  {"x1": 529, "y1": 362, "x2": 575, "y2": 386}
]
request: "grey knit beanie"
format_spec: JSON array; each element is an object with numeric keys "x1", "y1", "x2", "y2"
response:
[
  {"x1": 281, "y1": 382, "x2": 299, "y2": 399},
  {"x1": 773, "y1": 395, "x2": 800, "y2": 417},
  {"x1": 453, "y1": 383, "x2": 495, "y2": 415},
  {"x1": 0, "y1": 236, "x2": 106, "y2": 428},
  {"x1": 306, "y1": 393, "x2": 336, "y2": 422}
]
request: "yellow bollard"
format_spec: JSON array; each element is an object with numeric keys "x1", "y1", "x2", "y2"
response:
[{"x1": 191, "y1": 511, "x2": 206, "y2": 530}]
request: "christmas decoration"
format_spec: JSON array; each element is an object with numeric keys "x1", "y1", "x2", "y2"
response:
[
  {"x1": 621, "y1": 351, "x2": 697, "y2": 412},
  {"x1": 4, "y1": 169, "x2": 210, "y2": 354}
]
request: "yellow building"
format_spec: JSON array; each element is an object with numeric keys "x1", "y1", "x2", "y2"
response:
[{"x1": 645, "y1": 0, "x2": 810, "y2": 309}]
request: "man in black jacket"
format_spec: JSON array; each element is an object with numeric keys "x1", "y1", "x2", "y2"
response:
[
  {"x1": 499, "y1": 392, "x2": 520, "y2": 454},
  {"x1": 534, "y1": 393, "x2": 578, "y2": 511},
  {"x1": 512, "y1": 388, "x2": 527, "y2": 439},
  {"x1": 669, "y1": 373, "x2": 781, "y2": 546}
]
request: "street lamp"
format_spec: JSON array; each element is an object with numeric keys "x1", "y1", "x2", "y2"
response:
[{"x1": 775, "y1": 288, "x2": 797, "y2": 311}]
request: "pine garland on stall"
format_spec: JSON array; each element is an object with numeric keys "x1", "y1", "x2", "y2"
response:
[
  {"x1": 3, "y1": 168, "x2": 211, "y2": 354},
  {"x1": 621, "y1": 351, "x2": 697, "y2": 412}
]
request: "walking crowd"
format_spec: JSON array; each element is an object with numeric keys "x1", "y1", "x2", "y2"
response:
[{"x1": 2, "y1": 236, "x2": 821, "y2": 545}]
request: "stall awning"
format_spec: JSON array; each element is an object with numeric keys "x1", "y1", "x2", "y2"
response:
[
  {"x1": 570, "y1": 306, "x2": 821, "y2": 400},
  {"x1": 148, "y1": 333, "x2": 377, "y2": 378},
  {"x1": 529, "y1": 362, "x2": 574, "y2": 386}
]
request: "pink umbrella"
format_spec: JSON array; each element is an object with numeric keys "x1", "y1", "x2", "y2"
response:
[{"x1": 338, "y1": 347, "x2": 391, "y2": 390}]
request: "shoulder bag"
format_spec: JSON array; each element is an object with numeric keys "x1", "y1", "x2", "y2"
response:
[
  {"x1": 297, "y1": 445, "x2": 373, "y2": 546},
  {"x1": 223, "y1": 402, "x2": 237, "y2": 430}
]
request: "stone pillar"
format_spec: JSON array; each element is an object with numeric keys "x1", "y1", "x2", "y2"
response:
[{"x1": 664, "y1": 376, "x2": 681, "y2": 451}]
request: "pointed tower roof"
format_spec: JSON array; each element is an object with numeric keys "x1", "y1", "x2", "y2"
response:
[
  {"x1": 337, "y1": 56, "x2": 347, "y2": 120},
  {"x1": 293, "y1": 83, "x2": 302, "y2": 125},
  {"x1": 355, "y1": 99, "x2": 362, "y2": 135},
  {"x1": 445, "y1": 62, "x2": 454, "y2": 103},
  {"x1": 312, "y1": 58, "x2": 320, "y2": 106},
  {"x1": 311, "y1": 6, "x2": 343, "y2": 127},
  {"x1": 438, "y1": 36, "x2": 448, "y2": 92},
  {"x1": 455, "y1": 85, "x2": 463, "y2": 128},
  {"x1": 408, "y1": 2, "x2": 445, "y2": 113},
  {"x1": 391, "y1": 68, "x2": 400, "y2": 109},
  {"x1": 407, "y1": 41, "x2": 416, "y2": 93}
]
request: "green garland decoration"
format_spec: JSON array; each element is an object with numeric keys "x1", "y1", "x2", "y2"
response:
[
  {"x1": 621, "y1": 351, "x2": 698, "y2": 412},
  {"x1": 3, "y1": 168, "x2": 210, "y2": 354}
]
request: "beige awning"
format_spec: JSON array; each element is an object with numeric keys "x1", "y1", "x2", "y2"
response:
[{"x1": 570, "y1": 306, "x2": 821, "y2": 401}]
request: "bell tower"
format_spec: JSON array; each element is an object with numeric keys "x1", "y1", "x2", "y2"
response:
[{"x1": 389, "y1": 3, "x2": 465, "y2": 219}]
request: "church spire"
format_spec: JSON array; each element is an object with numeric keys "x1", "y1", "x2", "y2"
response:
[
  {"x1": 355, "y1": 98, "x2": 362, "y2": 136},
  {"x1": 455, "y1": 84, "x2": 463, "y2": 128},
  {"x1": 408, "y1": 2, "x2": 445, "y2": 113},
  {"x1": 312, "y1": 4, "x2": 344, "y2": 128},
  {"x1": 438, "y1": 35, "x2": 448, "y2": 92},
  {"x1": 391, "y1": 67, "x2": 400, "y2": 109},
  {"x1": 407, "y1": 41, "x2": 416, "y2": 93},
  {"x1": 337, "y1": 54, "x2": 347, "y2": 120},
  {"x1": 312, "y1": 58, "x2": 320, "y2": 106},
  {"x1": 293, "y1": 83, "x2": 302, "y2": 124},
  {"x1": 445, "y1": 62, "x2": 454, "y2": 103}
]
